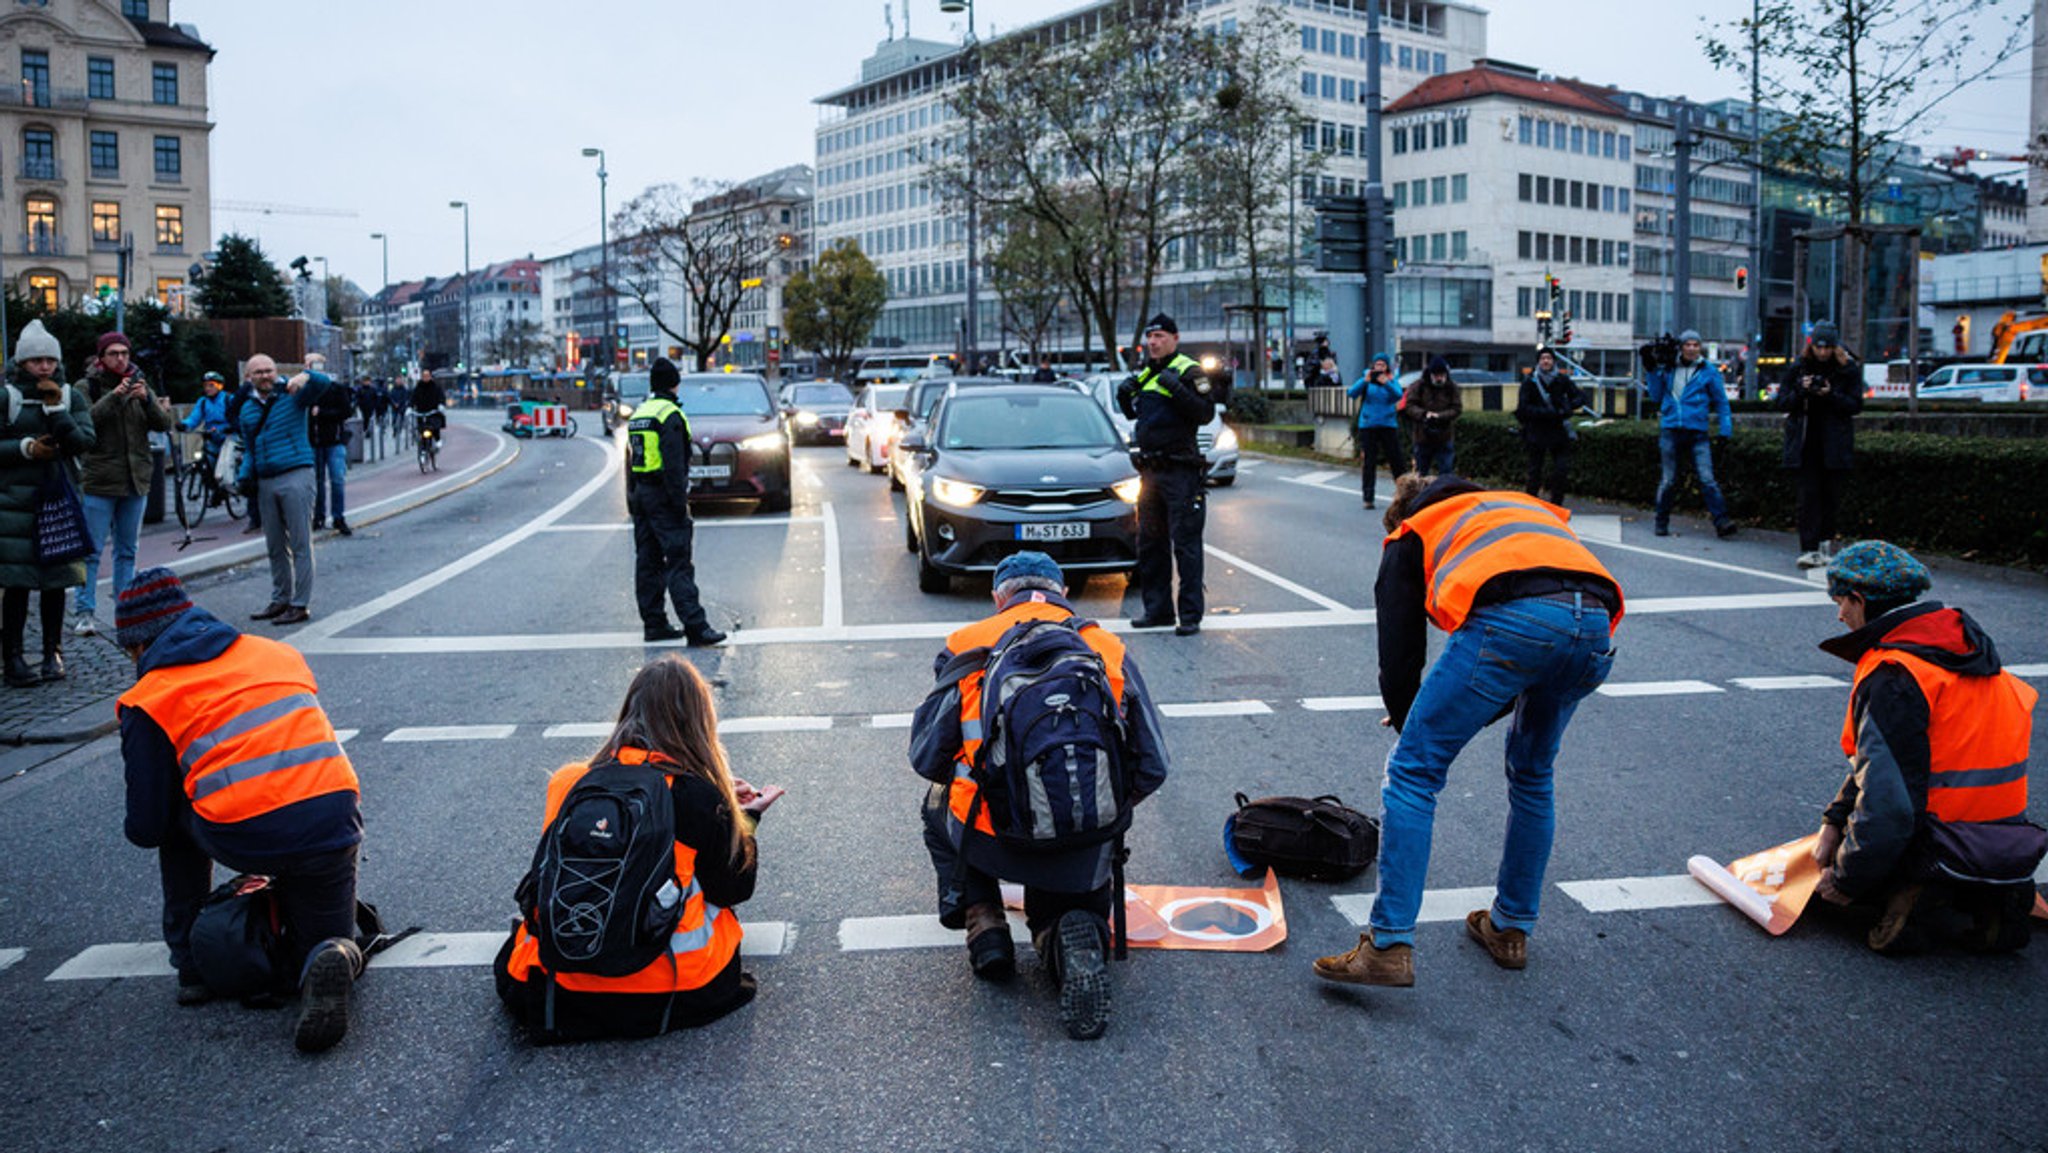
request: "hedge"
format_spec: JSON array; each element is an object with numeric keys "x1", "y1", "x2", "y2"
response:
[{"x1": 1447, "y1": 413, "x2": 2048, "y2": 570}]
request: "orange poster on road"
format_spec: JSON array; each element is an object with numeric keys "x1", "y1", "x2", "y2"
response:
[
  {"x1": 1002, "y1": 869, "x2": 1287, "y2": 952},
  {"x1": 1686, "y1": 833, "x2": 1822, "y2": 937}
]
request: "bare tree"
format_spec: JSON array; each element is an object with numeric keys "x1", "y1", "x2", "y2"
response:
[
  {"x1": 604, "y1": 181, "x2": 785, "y2": 371},
  {"x1": 987, "y1": 209, "x2": 1065, "y2": 362},
  {"x1": 485, "y1": 317, "x2": 549, "y2": 369}
]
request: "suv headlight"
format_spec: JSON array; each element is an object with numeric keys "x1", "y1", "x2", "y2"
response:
[
  {"x1": 931, "y1": 477, "x2": 985, "y2": 508},
  {"x1": 796, "y1": 411, "x2": 820, "y2": 426},
  {"x1": 740, "y1": 432, "x2": 785, "y2": 453},
  {"x1": 1112, "y1": 476, "x2": 1142, "y2": 503},
  {"x1": 1213, "y1": 425, "x2": 1238, "y2": 452},
  {"x1": 615, "y1": 403, "x2": 635, "y2": 419}
]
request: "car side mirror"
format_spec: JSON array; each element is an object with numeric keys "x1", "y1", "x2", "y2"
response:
[{"x1": 897, "y1": 430, "x2": 927, "y2": 453}]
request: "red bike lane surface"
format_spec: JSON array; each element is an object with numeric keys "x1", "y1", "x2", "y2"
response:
[{"x1": 129, "y1": 421, "x2": 516, "y2": 578}]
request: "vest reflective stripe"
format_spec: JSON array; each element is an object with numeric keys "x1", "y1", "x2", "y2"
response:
[
  {"x1": 1388, "y1": 490, "x2": 1622, "y2": 635},
  {"x1": 504, "y1": 756, "x2": 743, "y2": 995},
  {"x1": 1842, "y1": 648, "x2": 2036, "y2": 825},
  {"x1": 1136, "y1": 353, "x2": 1200, "y2": 397},
  {"x1": 628, "y1": 396, "x2": 686, "y2": 474},
  {"x1": 117, "y1": 635, "x2": 357, "y2": 826},
  {"x1": 941, "y1": 601, "x2": 1127, "y2": 836}
]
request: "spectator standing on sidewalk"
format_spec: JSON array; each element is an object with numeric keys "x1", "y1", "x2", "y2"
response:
[
  {"x1": 0, "y1": 319, "x2": 96, "y2": 685},
  {"x1": 1642, "y1": 330, "x2": 1737, "y2": 539},
  {"x1": 1777, "y1": 321, "x2": 1861, "y2": 569},
  {"x1": 353, "y1": 377, "x2": 385, "y2": 460},
  {"x1": 1403, "y1": 357, "x2": 1462, "y2": 476},
  {"x1": 307, "y1": 358, "x2": 355, "y2": 537},
  {"x1": 1515, "y1": 347, "x2": 1585, "y2": 507},
  {"x1": 227, "y1": 370, "x2": 263, "y2": 536},
  {"x1": 1346, "y1": 352, "x2": 1407, "y2": 509},
  {"x1": 239, "y1": 355, "x2": 336, "y2": 626},
  {"x1": 76, "y1": 331, "x2": 174, "y2": 634},
  {"x1": 387, "y1": 379, "x2": 411, "y2": 436}
]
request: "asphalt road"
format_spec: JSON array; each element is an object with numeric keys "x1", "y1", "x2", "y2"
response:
[{"x1": 2, "y1": 413, "x2": 2044, "y2": 1153}]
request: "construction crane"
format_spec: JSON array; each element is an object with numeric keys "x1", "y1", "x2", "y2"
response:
[
  {"x1": 212, "y1": 199, "x2": 358, "y2": 218},
  {"x1": 1930, "y1": 147, "x2": 2030, "y2": 171}
]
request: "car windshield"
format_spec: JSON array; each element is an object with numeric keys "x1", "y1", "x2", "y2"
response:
[
  {"x1": 939, "y1": 393, "x2": 1117, "y2": 450},
  {"x1": 678, "y1": 377, "x2": 772, "y2": 416},
  {"x1": 615, "y1": 373, "x2": 650, "y2": 402},
  {"x1": 791, "y1": 384, "x2": 851, "y2": 406},
  {"x1": 866, "y1": 385, "x2": 909, "y2": 411}
]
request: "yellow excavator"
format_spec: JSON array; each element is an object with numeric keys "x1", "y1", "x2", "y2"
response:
[{"x1": 1989, "y1": 310, "x2": 2048, "y2": 364}]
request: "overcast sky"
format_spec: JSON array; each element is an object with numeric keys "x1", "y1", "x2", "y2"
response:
[{"x1": 178, "y1": 0, "x2": 2033, "y2": 291}]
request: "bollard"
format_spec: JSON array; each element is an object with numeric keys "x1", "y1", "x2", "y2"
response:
[{"x1": 143, "y1": 445, "x2": 167, "y2": 525}]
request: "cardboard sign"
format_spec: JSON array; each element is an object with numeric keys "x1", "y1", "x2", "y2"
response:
[
  {"x1": 1001, "y1": 869, "x2": 1287, "y2": 952},
  {"x1": 1686, "y1": 833, "x2": 1823, "y2": 936}
]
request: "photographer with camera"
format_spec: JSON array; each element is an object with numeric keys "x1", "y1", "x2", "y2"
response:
[
  {"x1": 1640, "y1": 329, "x2": 1736, "y2": 538},
  {"x1": 1403, "y1": 356, "x2": 1462, "y2": 476},
  {"x1": 75, "y1": 331, "x2": 174, "y2": 638},
  {"x1": 1776, "y1": 321, "x2": 1861, "y2": 569}
]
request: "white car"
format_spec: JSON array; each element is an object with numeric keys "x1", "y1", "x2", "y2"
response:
[
  {"x1": 1915, "y1": 363, "x2": 2042, "y2": 403},
  {"x1": 844, "y1": 383, "x2": 909, "y2": 472},
  {"x1": 1076, "y1": 373, "x2": 1239, "y2": 486}
]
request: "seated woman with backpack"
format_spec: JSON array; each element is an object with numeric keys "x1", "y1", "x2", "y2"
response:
[{"x1": 494, "y1": 656, "x2": 780, "y2": 1040}]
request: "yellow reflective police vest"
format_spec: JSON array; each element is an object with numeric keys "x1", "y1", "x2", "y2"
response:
[
  {"x1": 628, "y1": 395, "x2": 689, "y2": 474},
  {"x1": 1136, "y1": 353, "x2": 1202, "y2": 398}
]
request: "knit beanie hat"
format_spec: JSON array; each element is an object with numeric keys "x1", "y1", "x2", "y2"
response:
[
  {"x1": 1826, "y1": 541, "x2": 1931, "y2": 612},
  {"x1": 1678, "y1": 329, "x2": 1702, "y2": 344},
  {"x1": 13, "y1": 319, "x2": 61, "y2": 363},
  {"x1": 649, "y1": 357, "x2": 681, "y2": 393},
  {"x1": 1426, "y1": 355, "x2": 1450, "y2": 377},
  {"x1": 1371, "y1": 351, "x2": 1392, "y2": 370},
  {"x1": 993, "y1": 550, "x2": 1064, "y2": 592},
  {"x1": 96, "y1": 331, "x2": 132, "y2": 356},
  {"x1": 1810, "y1": 321, "x2": 1841, "y2": 345},
  {"x1": 116, "y1": 567, "x2": 195, "y2": 652}
]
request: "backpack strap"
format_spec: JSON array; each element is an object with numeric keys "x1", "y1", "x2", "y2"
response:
[{"x1": 933, "y1": 643, "x2": 990, "y2": 692}]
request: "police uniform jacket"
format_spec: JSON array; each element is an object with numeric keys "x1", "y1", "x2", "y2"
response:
[
  {"x1": 625, "y1": 392, "x2": 693, "y2": 504},
  {"x1": 1118, "y1": 354, "x2": 1214, "y2": 464}
]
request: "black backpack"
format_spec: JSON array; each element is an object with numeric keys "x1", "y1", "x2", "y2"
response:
[
  {"x1": 969, "y1": 616, "x2": 1130, "y2": 854},
  {"x1": 517, "y1": 757, "x2": 683, "y2": 977},
  {"x1": 1226, "y1": 794, "x2": 1379, "y2": 881}
]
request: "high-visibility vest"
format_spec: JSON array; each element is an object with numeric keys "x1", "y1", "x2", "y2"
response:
[
  {"x1": 1843, "y1": 647, "x2": 2036, "y2": 825},
  {"x1": 503, "y1": 749, "x2": 743, "y2": 994},
  {"x1": 1387, "y1": 490, "x2": 1622, "y2": 635},
  {"x1": 1136, "y1": 353, "x2": 1202, "y2": 398},
  {"x1": 942, "y1": 599, "x2": 1128, "y2": 837},
  {"x1": 117, "y1": 635, "x2": 357, "y2": 826},
  {"x1": 627, "y1": 395, "x2": 688, "y2": 474}
]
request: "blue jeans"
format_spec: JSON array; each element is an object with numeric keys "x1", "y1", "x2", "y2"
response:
[
  {"x1": 78, "y1": 492, "x2": 146, "y2": 615},
  {"x1": 1654, "y1": 428, "x2": 1727, "y2": 527},
  {"x1": 1369, "y1": 596, "x2": 1617, "y2": 944},
  {"x1": 1413, "y1": 439, "x2": 1455, "y2": 476},
  {"x1": 312, "y1": 444, "x2": 347, "y2": 524}
]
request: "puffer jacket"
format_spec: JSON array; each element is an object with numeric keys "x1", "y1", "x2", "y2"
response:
[
  {"x1": 0, "y1": 364, "x2": 97, "y2": 589},
  {"x1": 1643, "y1": 357, "x2": 1732, "y2": 437},
  {"x1": 1347, "y1": 371, "x2": 1403, "y2": 430},
  {"x1": 1776, "y1": 349, "x2": 1861, "y2": 471},
  {"x1": 238, "y1": 371, "x2": 338, "y2": 479},
  {"x1": 81, "y1": 364, "x2": 174, "y2": 497}
]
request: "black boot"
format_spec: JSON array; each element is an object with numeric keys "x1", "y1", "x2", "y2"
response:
[
  {"x1": 39, "y1": 647, "x2": 64, "y2": 682},
  {"x1": 4, "y1": 643, "x2": 37, "y2": 688}
]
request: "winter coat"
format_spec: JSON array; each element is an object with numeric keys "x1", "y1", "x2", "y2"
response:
[
  {"x1": 81, "y1": 364, "x2": 174, "y2": 497},
  {"x1": 181, "y1": 391, "x2": 229, "y2": 437},
  {"x1": 1643, "y1": 357, "x2": 1731, "y2": 437},
  {"x1": 1403, "y1": 370, "x2": 1462, "y2": 447},
  {"x1": 1775, "y1": 350, "x2": 1861, "y2": 471},
  {"x1": 1347, "y1": 371, "x2": 1403, "y2": 430},
  {"x1": 1515, "y1": 368, "x2": 1585, "y2": 449},
  {"x1": 309, "y1": 386, "x2": 354, "y2": 449},
  {"x1": 0, "y1": 365, "x2": 97, "y2": 589},
  {"x1": 238, "y1": 371, "x2": 338, "y2": 479}
]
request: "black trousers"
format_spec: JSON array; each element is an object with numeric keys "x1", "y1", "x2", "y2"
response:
[
  {"x1": 628, "y1": 486, "x2": 710, "y2": 634},
  {"x1": 1134, "y1": 462, "x2": 1205, "y2": 625},
  {"x1": 1, "y1": 587, "x2": 65, "y2": 657},
  {"x1": 920, "y1": 783, "x2": 1113, "y2": 940},
  {"x1": 1357, "y1": 426, "x2": 1408, "y2": 503},
  {"x1": 1795, "y1": 466, "x2": 1844, "y2": 551},
  {"x1": 1523, "y1": 438, "x2": 1573, "y2": 506},
  {"x1": 159, "y1": 813, "x2": 360, "y2": 985}
]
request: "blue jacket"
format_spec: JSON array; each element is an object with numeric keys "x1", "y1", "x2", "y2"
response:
[
  {"x1": 1346, "y1": 372, "x2": 1403, "y2": 429},
  {"x1": 1644, "y1": 358, "x2": 1731, "y2": 437},
  {"x1": 181, "y1": 391, "x2": 228, "y2": 437},
  {"x1": 237, "y1": 370, "x2": 337, "y2": 478},
  {"x1": 120, "y1": 607, "x2": 364, "y2": 866}
]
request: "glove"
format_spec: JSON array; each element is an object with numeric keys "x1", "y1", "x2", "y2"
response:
[
  {"x1": 1812, "y1": 823, "x2": 1843, "y2": 868},
  {"x1": 1115, "y1": 377, "x2": 1140, "y2": 406},
  {"x1": 1815, "y1": 867, "x2": 1853, "y2": 907}
]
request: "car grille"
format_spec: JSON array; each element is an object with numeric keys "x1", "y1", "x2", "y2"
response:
[
  {"x1": 967, "y1": 538, "x2": 1136, "y2": 567},
  {"x1": 980, "y1": 486, "x2": 1117, "y2": 512},
  {"x1": 1197, "y1": 431, "x2": 1215, "y2": 453},
  {"x1": 702, "y1": 442, "x2": 738, "y2": 469}
]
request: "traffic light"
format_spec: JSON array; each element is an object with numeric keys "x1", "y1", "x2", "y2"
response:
[
  {"x1": 1558, "y1": 313, "x2": 1574, "y2": 346},
  {"x1": 1734, "y1": 266, "x2": 1749, "y2": 291},
  {"x1": 1313, "y1": 197, "x2": 1369, "y2": 273},
  {"x1": 1546, "y1": 275, "x2": 1562, "y2": 301},
  {"x1": 1536, "y1": 309, "x2": 1554, "y2": 343}
]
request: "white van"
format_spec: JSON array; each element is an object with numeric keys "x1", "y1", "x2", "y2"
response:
[{"x1": 1916, "y1": 363, "x2": 2042, "y2": 403}]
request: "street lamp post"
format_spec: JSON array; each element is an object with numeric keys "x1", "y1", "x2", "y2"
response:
[
  {"x1": 369, "y1": 231, "x2": 389, "y2": 376},
  {"x1": 581, "y1": 147, "x2": 611, "y2": 383},
  {"x1": 940, "y1": 0, "x2": 978, "y2": 371},
  {"x1": 449, "y1": 200, "x2": 471, "y2": 375}
]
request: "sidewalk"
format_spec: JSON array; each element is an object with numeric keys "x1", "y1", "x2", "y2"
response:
[{"x1": 0, "y1": 418, "x2": 519, "y2": 745}]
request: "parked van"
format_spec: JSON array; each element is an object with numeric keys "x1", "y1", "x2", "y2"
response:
[
  {"x1": 1915, "y1": 363, "x2": 2043, "y2": 403},
  {"x1": 854, "y1": 353, "x2": 955, "y2": 384}
]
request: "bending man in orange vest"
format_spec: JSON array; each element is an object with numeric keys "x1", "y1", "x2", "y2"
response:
[
  {"x1": 115, "y1": 567, "x2": 364, "y2": 1052},
  {"x1": 910, "y1": 551, "x2": 1170, "y2": 1040},
  {"x1": 1315, "y1": 475, "x2": 1622, "y2": 988},
  {"x1": 1811, "y1": 541, "x2": 2044, "y2": 953}
]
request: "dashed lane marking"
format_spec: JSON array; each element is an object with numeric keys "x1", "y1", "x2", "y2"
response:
[
  {"x1": 47, "y1": 943, "x2": 172, "y2": 980},
  {"x1": 385, "y1": 724, "x2": 518, "y2": 743},
  {"x1": 1572, "y1": 515, "x2": 1622, "y2": 543},
  {"x1": 1596, "y1": 680, "x2": 1725, "y2": 698},
  {"x1": 536, "y1": 517, "x2": 825, "y2": 531},
  {"x1": 542, "y1": 722, "x2": 611, "y2": 740},
  {"x1": 837, "y1": 915, "x2": 1029, "y2": 952},
  {"x1": 1731, "y1": 675, "x2": 1848, "y2": 691},
  {"x1": 333, "y1": 729, "x2": 359, "y2": 744},
  {"x1": 1329, "y1": 886, "x2": 1497, "y2": 927},
  {"x1": 1204, "y1": 544, "x2": 1353, "y2": 612},
  {"x1": 1159, "y1": 700, "x2": 1274, "y2": 718},
  {"x1": 721, "y1": 715, "x2": 834, "y2": 734},
  {"x1": 1301, "y1": 695, "x2": 1385, "y2": 712},
  {"x1": 821, "y1": 501, "x2": 844, "y2": 631},
  {"x1": 1556, "y1": 874, "x2": 1723, "y2": 913},
  {"x1": 1282, "y1": 469, "x2": 1347, "y2": 489},
  {"x1": 0, "y1": 947, "x2": 24, "y2": 974},
  {"x1": 870, "y1": 713, "x2": 914, "y2": 729},
  {"x1": 2011, "y1": 663, "x2": 2048, "y2": 678}
]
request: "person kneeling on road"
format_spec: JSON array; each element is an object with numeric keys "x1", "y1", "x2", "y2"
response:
[
  {"x1": 115, "y1": 568, "x2": 365, "y2": 1052},
  {"x1": 495, "y1": 656, "x2": 778, "y2": 1040},
  {"x1": 1314, "y1": 473, "x2": 1622, "y2": 989},
  {"x1": 1808, "y1": 541, "x2": 2044, "y2": 954},
  {"x1": 910, "y1": 551, "x2": 1170, "y2": 1040}
]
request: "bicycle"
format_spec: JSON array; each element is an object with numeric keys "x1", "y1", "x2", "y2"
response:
[
  {"x1": 417, "y1": 415, "x2": 442, "y2": 473},
  {"x1": 178, "y1": 439, "x2": 244, "y2": 527}
]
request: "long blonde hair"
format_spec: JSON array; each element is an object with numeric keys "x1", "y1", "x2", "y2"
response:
[{"x1": 595, "y1": 657, "x2": 746, "y2": 858}]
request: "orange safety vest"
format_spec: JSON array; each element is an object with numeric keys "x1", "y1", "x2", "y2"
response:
[
  {"x1": 1386, "y1": 490, "x2": 1622, "y2": 634},
  {"x1": 117, "y1": 635, "x2": 357, "y2": 825},
  {"x1": 1842, "y1": 648, "x2": 2037, "y2": 825},
  {"x1": 944, "y1": 598, "x2": 1128, "y2": 837},
  {"x1": 503, "y1": 749, "x2": 743, "y2": 994}
]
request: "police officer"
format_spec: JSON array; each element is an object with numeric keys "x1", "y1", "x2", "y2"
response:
[
  {"x1": 626, "y1": 358, "x2": 725, "y2": 646},
  {"x1": 1117, "y1": 314, "x2": 1215, "y2": 635}
]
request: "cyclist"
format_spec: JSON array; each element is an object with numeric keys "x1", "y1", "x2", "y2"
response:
[
  {"x1": 180, "y1": 371, "x2": 232, "y2": 506},
  {"x1": 411, "y1": 368, "x2": 447, "y2": 449}
]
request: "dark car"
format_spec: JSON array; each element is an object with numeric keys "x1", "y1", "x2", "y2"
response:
[
  {"x1": 887, "y1": 374, "x2": 1019, "y2": 492},
  {"x1": 779, "y1": 380, "x2": 856, "y2": 444},
  {"x1": 900, "y1": 383, "x2": 1141, "y2": 593},
  {"x1": 669, "y1": 373, "x2": 791, "y2": 512}
]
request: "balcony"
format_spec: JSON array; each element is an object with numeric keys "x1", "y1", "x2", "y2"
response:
[
  {"x1": 18, "y1": 156, "x2": 61, "y2": 183},
  {"x1": 90, "y1": 165, "x2": 119, "y2": 181},
  {"x1": 0, "y1": 87, "x2": 89, "y2": 112},
  {"x1": 21, "y1": 232, "x2": 68, "y2": 256}
]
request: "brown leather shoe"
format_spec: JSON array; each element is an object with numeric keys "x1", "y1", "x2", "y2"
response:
[
  {"x1": 1465, "y1": 909, "x2": 1528, "y2": 970},
  {"x1": 1312, "y1": 930, "x2": 1414, "y2": 987},
  {"x1": 1867, "y1": 883, "x2": 1927, "y2": 955},
  {"x1": 962, "y1": 902, "x2": 1015, "y2": 982}
]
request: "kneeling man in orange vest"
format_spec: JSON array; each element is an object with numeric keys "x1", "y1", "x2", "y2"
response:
[{"x1": 115, "y1": 567, "x2": 363, "y2": 1052}]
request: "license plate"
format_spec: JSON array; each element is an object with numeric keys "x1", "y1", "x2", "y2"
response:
[
  {"x1": 689, "y1": 465, "x2": 732, "y2": 480},
  {"x1": 1018, "y1": 522, "x2": 1088, "y2": 541}
]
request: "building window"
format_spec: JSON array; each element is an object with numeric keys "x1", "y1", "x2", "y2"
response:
[
  {"x1": 1430, "y1": 176, "x2": 1447, "y2": 204},
  {"x1": 124, "y1": 0, "x2": 149, "y2": 17},
  {"x1": 1339, "y1": 125, "x2": 1355, "y2": 157},
  {"x1": 1450, "y1": 175, "x2": 1467, "y2": 203},
  {"x1": 1429, "y1": 234, "x2": 1446, "y2": 261},
  {"x1": 1392, "y1": 183, "x2": 1408, "y2": 208},
  {"x1": 1603, "y1": 131, "x2": 1618, "y2": 159},
  {"x1": 21, "y1": 127, "x2": 55, "y2": 177},
  {"x1": 1601, "y1": 185, "x2": 1615, "y2": 212},
  {"x1": 1340, "y1": 78, "x2": 1356, "y2": 102},
  {"x1": 1391, "y1": 127, "x2": 1407, "y2": 155},
  {"x1": 93, "y1": 274, "x2": 119, "y2": 299},
  {"x1": 1536, "y1": 121, "x2": 1550, "y2": 148},
  {"x1": 155, "y1": 204, "x2": 183, "y2": 249},
  {"x1": 1570, "y1": 126, "x2": 1585, "y2": 153},
  {"x1": 1569, "y1": 181, "x2": 1584, "y2": 209},
  {"x1": 1517, "y1": 286, "x2": 1533, "y2": 317},
  {"x1": 1518, "y1": 116, "x2": 1533, "y2": 145},
  {"x1": 1569, "y1": 237, "x2": 1583, "y2": 263},
  {"x1": 21, "y1": 48, "x2": 49, "y2": 107},
  {"x1": 92, "y1": 201, "x2": 120, "y2": 245},
  {"x1": 25, "y1": 196, "x2": 56, "y2": 253},
  {"x1": 1431, "y1": 121, "x2": 1446, "y2": 148},
  {"x1": 1451, "y1": 231, "x2": 1467, "y2": 261},
  {"x1": 154, "y1": 135, "x2": 180, "y2": 179},
  {"x1": 27, "y1": 273, "x2": 57, "y2": 311},
  {"x1": 1452, "y1": 118, "x2": 1467, "y2": 146},
  {"x1": 152, "y1": 62, "x2": 177, "y2": 105},
  {"x1": 1518, "y1": 174, "x2": 1532, "y2": 202},
  {"x1": 1300, "y1": 71, "x2": 1315, "y2": 97},
  {"x1": 88, "y1": 56, "x2": 114, "y2": 99},
  {"x1": 1518, "y1": 230, "x2": 1532, "y2": 259},
  {"x1": 1619, "y1": 136, "x2": 1632, "y2": 161},
  {"x1": 1300, "y1": 26, "x2": 1315, "y2": 52},
  {"x1": 1320, "y1": 75, "x2": 1335, "y2": 100},
  {"x1": 1535, "y1": 233, "x2": 1550, "y2": 261},
  {"x1": 90, "y1": 130, "x2": 118, "y2": 177},
  {"x1": 1409, "y1": 178, "x2": 1426, "y2": 205},
  {"x1": 1535, "y1": 176, "x2": 1550, "y2": 205}
]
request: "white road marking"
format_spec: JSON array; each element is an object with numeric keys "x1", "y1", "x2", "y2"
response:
[
  {"x1": 369, "y1": 932, "x2": 502, "y2": 968},
  {"x1": 1159, "y1": 700, "x2": 1273, "y2": 718},
  {"x1": 1588, "y1": 537, "x2": 1818, "y2": 589},
  {"x1": 1627, "y1": 591, "x2": 1831, "y2": 614},
  {"x1": 1572, "y1": 515, "x2": 1622, "y2": 543},
  {"x1": 1597, "y1": 680, "x2": 1724, "y2": 698},
  {"x1": 47, "y1": 942, "x2": 174, "y2": 980},
  {"x1": 721, "y1": 716, "x2": 834, "y2": 734},
  {"x1": 542, "y1": 722, "x2": 612, "y2": 740},
  {"x1": 1557, "y1": 874, "x2": 1721, "y2": 913},
  {"x1": 1301, "y1": 695, "x2": 1385, "y2": 712},
  {"x1": 837, "y1": 915, "x2": 1028, "y2": 952},
  {"x1": 870, "y1": 713, "x2": 914, "y2": 729},
  {"x1": 2038, "y1": 856, "x2": 2048, "y2": 884},
  {"x1": 1237, "y1": 459, "x2": 1262, "y2": 471},
  {"x1": 1732, "y1": 675, "x2": 1847, "y2": 691},
  {"x1": 0, "y1": 947, "x2": 24, "y2": 974},
  {"x1": 1203, "y1": 545, "x2": 1353, "y2": 612},
  {"x1": 821, "y1": 501, "x2": 843, "y2": 631},
  {"x1": 2010, "y1": 663, "x2": 2048, "y2": 678},
  {"x1": 536, "y1": 517, "x2": 824, "y2": 532},
  {"x1": 333, "y1": 729, "x2": 359, "y2": 745},
  {"x1": 1330, "y1": 886, "x2": 1496, "y2": 927},
  {"x1": 385, "y1": 724, "x2": 518, "y2": 742},
  {"x1": 739, "y1": 922, "x2": 795, "y2": 957},
  {"x1": 1283, "y1": 469, "x2": 1347, "y2": 488}
]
